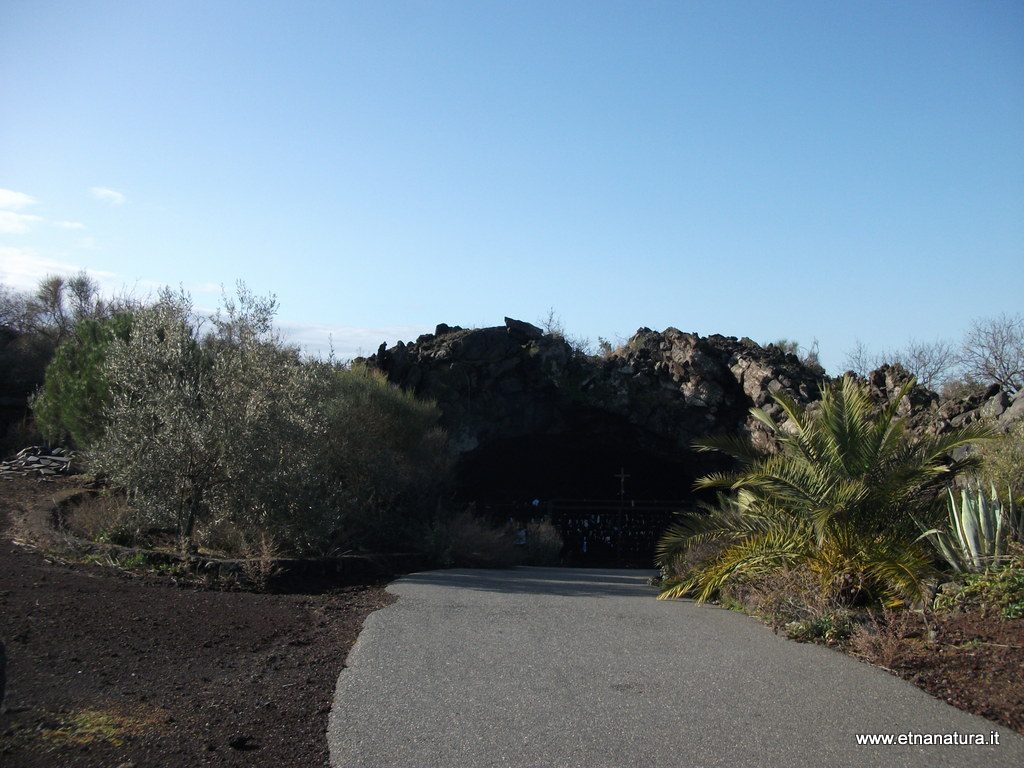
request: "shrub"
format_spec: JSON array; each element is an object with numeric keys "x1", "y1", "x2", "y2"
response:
[
  {"x1": 238, "y1": 533, "x2": 283, "y2": 591},
  {"x1": 32, "y1": 312, "x2": 133, "y2": 448},
  {"x1": 321, "y1": 363, "x2": 452, "y2": 551},
  {"x1": 850, "y1": 610, "x2": 922, "y2": 669},
  {"x1": 784, "y1": 611, "x2": 854, "y2": 644},
  {"x1": 721, "y1": 566, "x2": 853, "y2": 644},
  {"x1": 195, "y1": 519, "x2": 250, "y2": 558},
  {"x1": 522, "y1": 518, "x2": 564, "y2": 565},
  {"x1": 89, "y1": 286, "x2": 347, "y2": 554},
  {"x1": 973, "y1": 419, "x2": 1024, "y2": 507},
  {"x1": 657, "y1": 375, "x2": 991, "y2": 607},
  {"x1": 934, "y1": 549, "x2": 1024, "y2": 621},
  {"x1": 65, "y1": 492, "x2": 136, "y2": 546},
  {"x1": 426, "y1": 510, "x2": 523, "y2": 568}
]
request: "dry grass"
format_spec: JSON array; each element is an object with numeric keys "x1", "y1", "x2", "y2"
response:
[
  {"x1": 431, "y1": 510, "x2": 523, "y2": 568},
  {"x1": 522, "y1": 518, "x2": 564, "y2": 565},
  {"x1": 239, "y1": 532, "x2": 283, "y2": 590},
  {"x1": 722, "y1": 566, "x2": 855, "y2": 644},
  {"x1": 196, "y1": 517, "x2": 251, "y2": 557},
  {"x1": 850, "y1": 609, "x2": 924, "y2": 669},
  {"x1": 64, "y1": 492, "x2": 135, "y2": 545}
]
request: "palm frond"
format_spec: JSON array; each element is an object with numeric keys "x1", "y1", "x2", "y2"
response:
[
  {"x1": 692, "y1": 432, "x2": 763, "y2": 465},
  {"x1": 664, "y1": 374, "x2": 980, "y2": 608}
]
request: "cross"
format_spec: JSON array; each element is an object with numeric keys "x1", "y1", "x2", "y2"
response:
[{"x1": 614, "y1": 466, "x2": 630, "y2": 502}]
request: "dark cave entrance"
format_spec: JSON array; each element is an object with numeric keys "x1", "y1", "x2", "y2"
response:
[
  {"x1": 453, "y1": 433, "x2": 697, "y2": 505},
  {"x1": 451, "y1": 427, "x2": 725, "y2": 567}
]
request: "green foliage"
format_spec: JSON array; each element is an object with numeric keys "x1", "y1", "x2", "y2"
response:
[
  {"x1": 85, "y1": 285, "x2": 451, "y2": 555},
  {"x1": 118, "y1": 552, "x2": 150, "y2": 568},
  {"x1": 973, "y1": 419, "x2": 1024, "y2": 507},
  {"x1": 657, "y1": 375, "x2": 991, "y2": 608},
  {"x1": 321, "y1": 363, "x2": 451, "y2": 550},
  {"x1": 934, "y1": 553, "x2": 1024, "y2": 621},
  {"x1": 920, "y1": 484, "x2": 1022, "y2": 573},
  {"x1": 784, "y1": 611, "x2": 854, "y2": 644},
  {"x1": 32, "y1": 313, "x2": 133, "y2": 448},
  {"x1": 89, "y1": 286, "x2": 347, "y2": 553},
  {"x1": 2, "y1": 273, "x2": 136, "y2": 454}
]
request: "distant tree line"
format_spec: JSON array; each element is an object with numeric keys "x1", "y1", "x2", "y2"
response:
[{"x1": 842, "y1": 314, "x2": 1024, "y2": 395}]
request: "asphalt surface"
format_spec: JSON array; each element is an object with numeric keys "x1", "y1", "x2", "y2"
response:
[{"x1": 328, "y1": 567, "x2": 1024, "y2": 768}]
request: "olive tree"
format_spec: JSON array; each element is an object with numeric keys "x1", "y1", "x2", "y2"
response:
[{"x1": 90, "y1": 286, "x2": 346, "y2": 553}]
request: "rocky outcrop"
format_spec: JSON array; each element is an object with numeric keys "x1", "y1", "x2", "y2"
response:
[
  {"x1": 930, "y1": 383, "x2": 1024, "y2": 434},
  {"x1": 366, "y1": 319, "x2": 828, "y2": 500},
  {"x1": 861, "y1": 363, "x2": 1024, "y2": 440},
  {"x1": 613, "y1": 328, "x2": 825, "y2": 454},
  {"x1": 366, "y1": 319, "x2": 1022, "y2": 503},
  {"x1": 370, "y1": 320, "x2": 827, "y2": 456}
]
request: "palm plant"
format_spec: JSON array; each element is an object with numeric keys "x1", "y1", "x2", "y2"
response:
[{"x1": 657, "y1": 375, "x2": 992, "y2": 607}]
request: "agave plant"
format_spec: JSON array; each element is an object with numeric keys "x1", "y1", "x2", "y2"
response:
[
  {"x1": 920, "y1": 484, "x2": 1022, "y2": 573},
  {"x1": 657, "y1": 375, "x2": 992, "y2": 608}
]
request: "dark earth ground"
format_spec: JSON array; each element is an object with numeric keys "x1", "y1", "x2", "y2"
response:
[
  {"x1": 0, "y1": 475, "x2": 394, "y2": 768},
  {"x1": 1, "y1": 476, "x2": 1022, "y2": 768}
]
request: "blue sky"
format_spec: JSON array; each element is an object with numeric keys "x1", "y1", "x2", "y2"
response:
[{"x1": 2, "y1": 1, "x2": 1021, "y2": 371}]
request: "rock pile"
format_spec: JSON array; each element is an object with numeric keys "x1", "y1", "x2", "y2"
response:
[
  {"x1": 366, "y1": 318, "x2": 1024, "y2": 502},
  {"x1": 364, "y1": 319, "x2": 832, "y2": 500},
  {"x1": 368, "y1": 318, "x2": 829, "y2": 460},
  {"x1": 1, "y1": 446, "x2": 75, "y2": 479}
]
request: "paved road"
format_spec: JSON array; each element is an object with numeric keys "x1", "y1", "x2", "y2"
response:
[{"x1": 328, "y1": 567, "x2": 1024, "y2": 768}]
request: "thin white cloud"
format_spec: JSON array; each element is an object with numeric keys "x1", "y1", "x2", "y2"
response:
[
  {"x1": 0, "y1": 211, "x2": 44, "y2": 234},
  {"x1": 0, "y1": 189, "x2": 38, "y2": 210},
  {"x1": 90, "y1": 187, "x2": 126, "y2": 206},
  {"x1": 193, "y1": 282, "x2": 226, "y2": 295},
  {"x1": 0, "y1": 191, "x2": 83, "y2": 232},
  {"x1": 0, "y1": 246, "x2": 82, "y2": 290},
  {"x1": 0, "y1": 250, "x2": 148, "y2": 303},
  {"x1": 277, "y1": 321, "x2": 434, "y2": 361}
]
